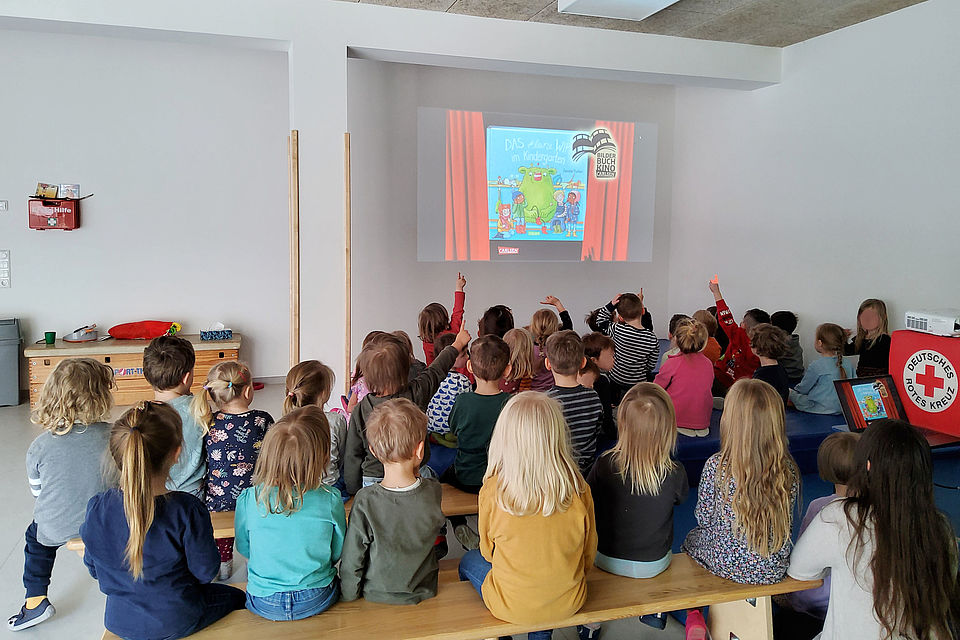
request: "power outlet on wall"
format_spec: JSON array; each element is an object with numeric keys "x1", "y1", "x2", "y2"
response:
[
  {"x1": 0, "y1": 249, "x2": 9, "y2": 288},
  {"x1": 0, "y1": 200, "x2": 9, "y2": 212}
]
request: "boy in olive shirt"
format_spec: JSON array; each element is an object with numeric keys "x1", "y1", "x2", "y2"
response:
[
  {"x1": 441, "y1": 335, "x2": 512, "y2": 550},
  {"x1": 339, "y1": 399, "x2": 445, "y2": 605}
]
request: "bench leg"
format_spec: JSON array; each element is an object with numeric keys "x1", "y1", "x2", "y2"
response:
[{"x1": 707, "y1": 595, "x2": 773, "y2": 640}]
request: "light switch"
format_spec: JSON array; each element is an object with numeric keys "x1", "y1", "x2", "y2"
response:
[{"x1": 0, "y1": 250, "x2": 9, "y2": 288}]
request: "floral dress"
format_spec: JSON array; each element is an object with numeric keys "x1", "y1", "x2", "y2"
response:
[{"x1": 205, "y1": 409, "x2": 274, "y2": 513}]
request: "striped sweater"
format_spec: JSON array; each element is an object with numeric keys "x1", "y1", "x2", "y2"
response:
[
  {"x1": 547, "y1": 385, "x2": 603, "y2": 471},
  {"x1": 593, "y1": 303, "x2": 660, "y2": 387}
]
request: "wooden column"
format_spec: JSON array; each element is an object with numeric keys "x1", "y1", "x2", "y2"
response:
[
  {"x1": 288, "y1": 130, "x2": 300, "y2": 368},
  {"x1": 344, "y1": 132, "x2": 352, "y2": 395}
]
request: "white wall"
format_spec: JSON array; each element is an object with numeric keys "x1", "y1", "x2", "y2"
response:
[
  {"x1": 347, "y1": 60, "x2": 676, "y2": 361},
  {"x1": 0, "y1": 29, "x2": 290, "y2": 382},
  {"x1": 669, "y1": 0, "x2": 959, "y2": 361}
]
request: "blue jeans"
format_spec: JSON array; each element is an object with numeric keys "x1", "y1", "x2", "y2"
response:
[
  {"x1": 245, "y1": 579, "x2": 340, "y2": 621},
  {"x1": 458, "y1": 550, "x2": 552, "y2": 640}
]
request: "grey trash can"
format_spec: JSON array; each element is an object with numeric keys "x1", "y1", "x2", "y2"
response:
[{"x1": 0, "y1": 318, "x2": 22, "y2": 406}]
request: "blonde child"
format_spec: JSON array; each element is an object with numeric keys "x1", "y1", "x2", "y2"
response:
[
  {"x1": 458, "y1": 392, "x2": 597, "y2": 639},
  {"x1": 142, "y1": 335, "x2": 205, "y2": 497},
  {"x1": 340, "y1": 399, "x2": 445, "y2": 604},
  {"x1": 284, "y1": 360, "x2": 348, "y2": 490},
  {"x1": 659, "y1": 313, "x2": 692, "y2": 367},
  {"x1": 843, "y1": 298, "x2": 891, "y2": 377},
  {"x1": 749, "y1": 323, "x2": 792, "y2": 404},
  {"x1": 192, "y1": 361, "x2": 275, "y2": 580},
  {"x1": 234, "y1": 406, "x2": 345, "y2": 620},
  {"x1": 344, "y1": 323, "x2": 470, "y2": 494},
  {"x1": 8, "y1": 359, "x2": 114, "y2": 631},
  {"x1": 585, "y1": 383, "x2": 689, "y2": 635},
  {"x1": 418, "y1": 272, "x2": 466, "y2": 364},
  {"x1": 789, "y1": 323, "x2": 854, "y2": 415},
  {"x1": 500, "y1": 327, "x2": 537, "y2": 393},
  {"x1": 426, "y1": 332, "x2": 472, "y2": 447},
  {"x1": 80, "y1": 402, "x2": 245, "y2": 639},
  {"x1": 530, "y1": 296, "x2": 574, "y2": 391},
  {"x1": 654, "y1": 319, "x2": 714, "y2": 437},
  {"x1": 682, "y1": 378, "x2": 800, "y2": 584}
]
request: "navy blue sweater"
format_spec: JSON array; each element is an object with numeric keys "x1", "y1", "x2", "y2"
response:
[{"x1": 80, "y1": 489, "x2": 219, "y2": 640}]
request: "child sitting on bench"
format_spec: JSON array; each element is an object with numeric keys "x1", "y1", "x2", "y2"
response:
[
  {"x1": 235, "y1": 406, "x2": 345, "y2": 621},
  {"x1": 458, "y1": 392, "x2": 597, "y2": 640},
  {"x1": 339, "y1": 399, "x2": 445, "y2": 604}
]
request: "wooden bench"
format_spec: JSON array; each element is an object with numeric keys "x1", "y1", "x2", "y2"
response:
[
  {"x1": 99, "y1": 554, "x2": 821, "y2": 640},
  {"x1": 68, "y1": 483, "x2": 480, "y2": 556}
]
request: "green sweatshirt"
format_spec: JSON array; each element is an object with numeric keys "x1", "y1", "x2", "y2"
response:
[
  {"x1": 338, "y1": 478, "x2": 445, "y2": 604},
  {"x1": 344, "y1": 345, "x2": 459, "y2": 494}
]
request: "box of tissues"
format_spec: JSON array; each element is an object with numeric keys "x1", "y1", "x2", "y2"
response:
[{"x1": 200, "y1": 322, "x2": 233, "y2": 341}]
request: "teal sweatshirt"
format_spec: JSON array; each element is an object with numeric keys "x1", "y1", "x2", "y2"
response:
[{"x1": 235, "y1": 484, "x2": 346, "y2": 597}]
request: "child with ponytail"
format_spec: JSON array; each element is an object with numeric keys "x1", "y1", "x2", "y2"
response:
[
  {"x1": 192, "y1": 361, "x2": 274, "y2": 580},
  {"x1": 81, "y1": 402, "x2": 245, "y2": 640},
  {"x1": 284, "y1": 360, "x2": 347, "y2": 492},
  {"x1": 789, "y1": 323, "x2": 854, "y2": 415},
  {"x1": 500, "y1": 327, "x2": 538, "y2": 394},
  {"x1": 529, "y1": 295, "x2": 573, "y2": 391},
  {"x1": 8, "y1": 358, "x2": 114, "y2": 631},
  {"x1": 653, "y1": 319, "x2": 714, "y2": 437},
  {"x1": 235, "y1": 406, "x2": 346, "y2": 620}
]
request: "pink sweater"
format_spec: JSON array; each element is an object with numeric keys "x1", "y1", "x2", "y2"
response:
[{"x1": 654, "y1": 352, "x2": 714, "y2": 430}]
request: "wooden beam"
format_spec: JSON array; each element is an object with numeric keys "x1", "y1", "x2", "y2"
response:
[
  {"x1": 288, "y1": 130, "x2": 301, "y2": 368},
  {"x1": 344, "y1": 132, "x2": 352, "y2": 395}
]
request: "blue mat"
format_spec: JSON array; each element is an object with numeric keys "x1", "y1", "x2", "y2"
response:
[{"x1": 677, "y1": 409, "x2": 843, "y2": 487}]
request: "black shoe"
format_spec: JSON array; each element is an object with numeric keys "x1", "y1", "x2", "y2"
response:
[
  {"x1": 433, "y1": 539, "x2": 449, "y2": 561},
  {"x1": 639, "y1": 613, "x2": 667, "y2": 630},
  {"x1": 577, "y1": 625, "x2": 601, "y2": 639},
  {"x1": 8, "y1": 599, "x2": 56, "y2": 631}
]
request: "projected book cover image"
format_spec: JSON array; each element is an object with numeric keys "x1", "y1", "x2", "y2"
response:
[
  {"x1": 487, "y1": 126, "x2": 590, "y2": 260},
  {"x1": 418, "y1": 108, "x2": 657, "y2": 262},
  {"x1": 835, "y1": 375, "x2": 906, "y2": 432}
]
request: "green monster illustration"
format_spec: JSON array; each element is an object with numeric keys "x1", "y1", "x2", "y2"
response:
[
  {"x1": 863, "y1": 395, "x2": 880, "y2": 417},
  {"x1": 517, "y1": 166, "x2": 558, "y2": 224}
]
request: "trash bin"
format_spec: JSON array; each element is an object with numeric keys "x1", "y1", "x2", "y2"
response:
[{"x1": 0, "y1": 318, "x2": 22, "y2": 406}]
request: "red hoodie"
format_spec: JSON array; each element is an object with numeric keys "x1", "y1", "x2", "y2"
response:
[
  {"x1": 714, "y1": 298, "x2": 760, "y2": 389},
  {"x1": 421, "y1": 290, "x2": 465, "y2": 365}
]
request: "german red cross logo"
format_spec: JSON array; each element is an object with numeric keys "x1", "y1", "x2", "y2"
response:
[{"x1": 902, "y1": 349, "x2": 957, "y2": 413}]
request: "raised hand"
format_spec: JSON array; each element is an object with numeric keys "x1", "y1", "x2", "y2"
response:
[
  {"x1": 453, "y1": 318, "x2": 471, "y2": 351},
  {"x1": 540, "y1": 295, "x2": 566, "y2": 313},
  {"x1": 456, "y1": 272, "x2": 467, "y2": 292}
]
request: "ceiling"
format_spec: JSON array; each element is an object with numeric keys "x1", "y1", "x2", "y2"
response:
[{"x1": 340, "y1": 0, "x2": 926, "y2": 47}]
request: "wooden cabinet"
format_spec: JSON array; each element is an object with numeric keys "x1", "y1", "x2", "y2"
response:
[{"x1": 25, "y1": 334, "x2": 242, "y2": 407}]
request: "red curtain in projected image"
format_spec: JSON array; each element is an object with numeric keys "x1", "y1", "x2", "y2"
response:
[
  {"x1": 445, "y1": 111, "x2": 489, "y2": 261},
  {"x1": 581, "y1": 121, "x2": 635, "y2": 261}
]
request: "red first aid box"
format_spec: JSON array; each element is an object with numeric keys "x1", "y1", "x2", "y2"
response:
[
  {"x1": 28, "y1": 198, "x2": 81, "y2": 230},
  {"x1": 890, "y1": 329, "x2": 960, "y2": 437}
]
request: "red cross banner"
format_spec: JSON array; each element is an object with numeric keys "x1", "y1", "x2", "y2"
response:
[{"x1": 890, "y1": 330, "x2": 960, "y2": 437}]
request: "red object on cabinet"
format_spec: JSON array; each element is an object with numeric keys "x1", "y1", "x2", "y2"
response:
[{"x1": 28, "y1": 198, "x2": 81, "y2": 230}]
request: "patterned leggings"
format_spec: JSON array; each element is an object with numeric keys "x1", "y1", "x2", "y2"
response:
[{"x1": 216, "y1": 537, "x2": 234, "y2": 563}]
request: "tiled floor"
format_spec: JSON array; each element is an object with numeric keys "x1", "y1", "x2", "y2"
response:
[{"x1": 0, "y1": 384, "x2": 685, "y2": 640}]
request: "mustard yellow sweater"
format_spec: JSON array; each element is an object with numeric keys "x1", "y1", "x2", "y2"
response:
[{"x1": 478, "y1": 474, "x2": 598, "y2": 625}]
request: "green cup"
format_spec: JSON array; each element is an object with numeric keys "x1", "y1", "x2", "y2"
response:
[{"x1": 44, "y1": 331, "x2": 56, "y2": 345}]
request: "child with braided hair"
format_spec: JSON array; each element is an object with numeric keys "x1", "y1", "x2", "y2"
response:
[
  {"x1": 284, "y1": 360, "x2": 348, "y2": 492},
  {"x1": 789, "y1": 323, "x2": 854, "y2": 415},
  {"x1": 192, "y1": 361, "x2": 274, "y2": 580}
]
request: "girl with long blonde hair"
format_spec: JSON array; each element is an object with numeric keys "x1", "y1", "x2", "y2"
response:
[
  {"x1": 284, "y1": 360, "x2": 347, "y2": 489},
  {"x1": 682, "y1": 379, "x2": 800, "y2": 585},
  {"x1": 235, "y1": 406, "x2": 346, "y2": 621},
  {"x1": 192, "y1": 360, "x2": 274, "y2": 580},
  {"x1": 458, "y1": 392, "x2": 596, "y2": 638},
  {"x1": 8, "y1": 358, "x2": 114, "y2": 631},
  {"x1": 80, "y1": 402, "x2": 245, "y2": 640}
]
